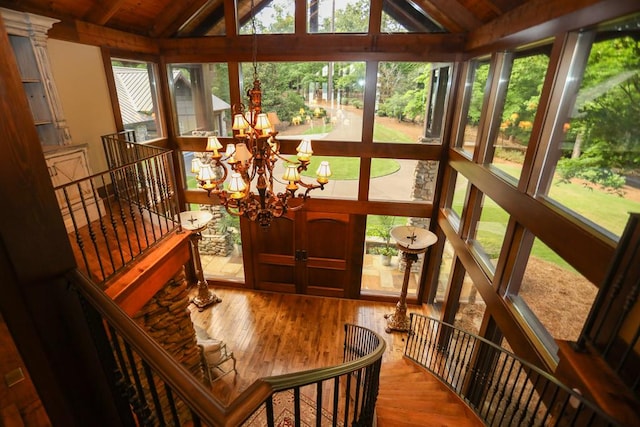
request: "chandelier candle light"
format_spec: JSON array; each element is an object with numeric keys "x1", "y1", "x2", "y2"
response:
[{"x1": 192, "y1": 77, "x2": 331, "y2": 228}]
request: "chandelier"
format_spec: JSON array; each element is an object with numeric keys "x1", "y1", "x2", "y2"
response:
[{"x1": 191, "y1": 7, "x2": 331, "y2": 227}]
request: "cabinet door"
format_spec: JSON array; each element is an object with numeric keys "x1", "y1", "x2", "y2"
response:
[{"x1": 46, "y1": 148, "x2": 92, "y2": 213}]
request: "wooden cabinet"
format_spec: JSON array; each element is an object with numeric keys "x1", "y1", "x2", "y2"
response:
[
  {"x1": 1, "y1": 7, "x2": 71, "y2": 147},
  {"x1": 1, "y1": 8, "x2": 101, "y2": 232}
]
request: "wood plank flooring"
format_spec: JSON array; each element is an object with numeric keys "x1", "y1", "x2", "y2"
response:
[
  {"x1": 68, "y1": 196, "x2": 175, "y2": 286},
  {"x1": 188, "y1": 287, "x2": 437, "y2": 405}
]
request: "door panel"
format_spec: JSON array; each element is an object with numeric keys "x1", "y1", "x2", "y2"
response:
[
  {"x1": 251, "y1": 215, "x2": 296, "y2": 293},
  {"x1": 249, "y1": 211, "x2": 365, "y2": 298},
  {"x1": 303, "y1": 213, "x2": 350, "y2": 297}
]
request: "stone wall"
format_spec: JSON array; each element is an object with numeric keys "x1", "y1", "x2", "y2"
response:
[
  {"x1": 198, "y1": 205, "x2": 233, "y2": 256},
  {"x1": 132, "y1": 267, "x2": 205, "y2": 424}
]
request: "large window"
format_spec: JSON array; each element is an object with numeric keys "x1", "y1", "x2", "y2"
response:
[
  {"x1": 507, "y1": 236, "x2": 597, "y2": 353},
  {"x1": 239, "y1": 0, "x2": 294, "y2": 34},
  {"x1": 374, "y1": 62, "x2": 431, "y2": 143},
  {"x1": 241, "y1": 61, "x2": 366, "y2": 142},
  {"x1": 168, "y1": 63, "x2": 231, "y2": 137},
  {"x1": 469, "y1": 193, "x2": 510, "y2": 274},
  {"x1": 307, "y1": 0, "x2": 370, "y2": 33},
  {"x1": 361, "y1": 215, "x2": 428, "y2": 298},
  {"x1": 540, "y1": 14, "x2": 640, "y2": 238},
  {"x1": 457, "y1": 58, "x2": 490, "y2": 156},
  {"x1": 111, "y1": 59, "x2": 164, "y2": 141},
  {"x1": 489, "y1": 48, "x2": 551, "y2": 182}
]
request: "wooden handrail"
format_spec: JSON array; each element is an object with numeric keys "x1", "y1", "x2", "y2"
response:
[
  {"x1": 68, "y1": 268, "x2": 386, "y2": 426},
  {"x1": 68, "y1": 269, "x2": 228, "y2": 426}
]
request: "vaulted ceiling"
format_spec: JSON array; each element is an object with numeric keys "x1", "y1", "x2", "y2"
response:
[{"x1": 0, "y1": 0, "x2": 530, "y2": 39}]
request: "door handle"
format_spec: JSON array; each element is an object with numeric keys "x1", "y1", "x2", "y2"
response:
[{"x1": 295, "y1": 249, "x2": 308, "y2": 261}]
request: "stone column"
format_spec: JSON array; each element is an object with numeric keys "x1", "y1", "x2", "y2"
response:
[{"x1": 132, "y1": 267, "x2": 205, "y2": 423}]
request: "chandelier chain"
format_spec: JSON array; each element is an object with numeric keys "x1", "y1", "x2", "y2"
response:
[{"x1": 251, "y1": 0, "x2": 258, "y2": 80}]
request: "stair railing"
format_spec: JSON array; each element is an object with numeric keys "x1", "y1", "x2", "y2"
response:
[
  {"x1": 69, "y1": 268, "x2": 385, "y2": 427},
  {"x1": 406, "y1": 313, "x2": 622, "y2": 427},
  {"x1": 55, "y1": 139, "x2": 180, "y2": 284}
]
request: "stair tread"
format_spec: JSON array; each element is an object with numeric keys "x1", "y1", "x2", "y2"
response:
[
  {"x1": 377, "y1": 411, "x2": 480, "y2": 427},
  {"x1": 377, "y1": 359, "x2": 484, "y2": 427}
]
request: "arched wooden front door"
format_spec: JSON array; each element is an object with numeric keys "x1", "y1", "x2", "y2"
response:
[{"x1": 248, "y1": 211, "x2": 364, "y2": 298}]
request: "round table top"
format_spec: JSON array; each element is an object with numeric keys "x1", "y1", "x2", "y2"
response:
[
  {"x1": 179, "y1": 210, "x2": 213, "y2": 232},
  {"x1": 391, "y1": 226, "x2": 437, "y2": 253}
]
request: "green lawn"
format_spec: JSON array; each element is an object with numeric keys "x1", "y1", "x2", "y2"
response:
[
  {"x1": 303, "y1": 124, "x2": 334, "y2": 135},
  {"x1": 298, "y1": 156, "x2": 400, "y2": 180},
  {"x1": 453, "y1": 163, "x2": 639, "y2": 271},
  {"x1": 373, "y1": 123, "x2": 415, "y2": 143}
]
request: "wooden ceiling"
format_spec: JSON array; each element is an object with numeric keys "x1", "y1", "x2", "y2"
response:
[{"x1": 0, "y1": 0, "x2": 529, "y2": 39}]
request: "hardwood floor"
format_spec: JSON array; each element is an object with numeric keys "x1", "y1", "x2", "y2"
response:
[
  {"x1": 188, "y1": 286, "x2": 437, "y2": 405},
  {"x1": 68, "y1": 196, "x2": 175, "y2": 285}
]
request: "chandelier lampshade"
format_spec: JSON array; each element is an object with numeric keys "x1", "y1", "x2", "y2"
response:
[
  {"x1": 193, "y1": 0, "x2": 331, "y2": 227},
  {"x1": 194, "y1": 76, "x2": 330, "y2": 227}
]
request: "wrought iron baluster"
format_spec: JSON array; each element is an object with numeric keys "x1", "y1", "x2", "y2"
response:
[{"x1": 164, "y1": 385, "x2": 181, "y2": 426}]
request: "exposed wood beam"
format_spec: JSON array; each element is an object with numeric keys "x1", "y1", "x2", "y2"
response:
[
  {"x1": 159, "y1": 33, "x2": 465, "y2": 62},
  {"x1": 48, "y1": 18, "x2": 159, "y2": 54},
  {"x1": 383, "y1": 1, "x2": 436, "y2": 33},
  {"x1": 412, "y1": 0, "x2": 482, "y2": 33},
  {"x1": 83, "y1": 0, "x2": 127, "y2": 26},
  {"x1": 466, "y1": 0, "x2": 640, "y2": 53},
  {"x1": 175, "y1": 0, "x2": 225, "y2": 36}
]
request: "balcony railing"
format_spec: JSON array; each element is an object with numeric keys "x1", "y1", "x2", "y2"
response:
[
  {"x1": 69, "y1": 269, "x2": 385, "y2": 426},
  {"x1": 54, "y1": 134, "x2": 180, "y2": 284},
  {"x1": 406, "y1": 313, "x2": 622, "y2": 427}
]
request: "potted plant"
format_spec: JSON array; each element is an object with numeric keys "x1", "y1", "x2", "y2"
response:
[
  {"x1": 368, "y1": 216, "x2": 399, "y2": 266},
  {"x1": 373, "y1": 245, "x2": 398, "y2": 266}
]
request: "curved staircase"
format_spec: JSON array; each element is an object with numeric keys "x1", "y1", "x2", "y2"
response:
[{"x1": 376, "y1": 358, "x2": 483, "y2": 427}]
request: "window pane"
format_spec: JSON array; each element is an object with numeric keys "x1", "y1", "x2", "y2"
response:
[
  {"x1": 509, "y1": 237, "x2": 597, "y2": 350},
  {"x1": 454, "y1": 272, "x2": 486, "y2": 335},
  {"x1": 200, "y1": 206, "x2": 245, "y2": 283},
  {"x1": 362, "y1": 215, "x2": 427, "y2": 298},
  {"x1": 491, "y1": 49, "x2": 550, "y2": 182},
  {"x1": 470, "y1": 193, "x2": 509, "y2": 272},
  {"x1": 458, "y1": 59, "x2": 490, "y2": 156},
  {"x1": 308, "y1": 0, "x2": 369, "y2": 33},
  {"x1": 168, "y1": 63, "x2": 231, "y2": 137},
  {"x1": 289, "y1": 155, "x2": 359, "y2": 200},
  {"x1": 374, "y1": 62, "x2": 430, "y2": 143},
  {"x1": 242, "y1": 62, "x2": 365, "y2": 142},
  {"x1": 369, "y1": 159, "x2": 438, "y2": 202},
  {"x1": 112, "y1": 59, "x2": 163, "y2": 140},
  {"x1": 435, "y1": 238, "x2": 454, "y2": 303},
  {"x1": 542, "y1": 14, "x2": 640, "y2": 238},
  {"x1": 239, "y1": 0, "x2": 294, "y2": 34},
  {"x1": 183, "y1": 151, "x2": 199, "y2": 190},
  {"x1": 450, "y1": 172, "x2": 469, "y2": 221},
  {"x1": 424, "y1": 66, "x2": 452, "y2": 142}
]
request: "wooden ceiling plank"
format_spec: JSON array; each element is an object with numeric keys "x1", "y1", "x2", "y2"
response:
[
  {"x1": 411, "y1": 0, "x2": 482, "y2": 32},
  {"x1": 150, "y1": 0, "x2": 212, "y2": 38},
  {"x1": 83, "y1": 0, "x2": 127, "y2": 26}
]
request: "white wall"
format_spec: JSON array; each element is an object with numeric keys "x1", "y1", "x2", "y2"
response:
[{"x1": 47, "y1": 39, "x2": 116, "y2": 173}]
